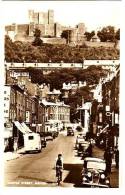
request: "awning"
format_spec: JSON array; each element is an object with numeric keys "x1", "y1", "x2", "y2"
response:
[
  {"x1": 100, "y1": 124, "x2": 109, "y2": 134},
  {"x1": 14, "y1": 121, "x2": 26, "y2": 134},
  {"x1": 21, "y1": 122, "x2": 32, "y2": 133}
]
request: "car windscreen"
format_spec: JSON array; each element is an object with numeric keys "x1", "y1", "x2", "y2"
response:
[{"x1": 87, "y1": 161, "x2": 106, "y2": 171}]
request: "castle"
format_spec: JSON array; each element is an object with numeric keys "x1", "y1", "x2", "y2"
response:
[{"x1": 5, "y1": 9, "x2": 86, "y2": 44}]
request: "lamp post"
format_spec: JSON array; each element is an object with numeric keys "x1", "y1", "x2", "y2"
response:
[
  {"x1": 82, "y1": 57, "x2": 85, "y2": 69},
  {"x1": 22, "y1": 57, "x2": 25, "y2": 66},
  {"x1": 35, "y1": 59, "x2": 38, "y2": 67}
]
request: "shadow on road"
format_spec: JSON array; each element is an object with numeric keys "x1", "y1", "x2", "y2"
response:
[{"x1": 63, "y1": 163, "x2": 83, "y2": 187}]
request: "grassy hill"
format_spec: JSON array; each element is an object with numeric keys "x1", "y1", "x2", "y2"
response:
[{"x1": 5, "y1": 35, "x2": 119, "y2": 63}]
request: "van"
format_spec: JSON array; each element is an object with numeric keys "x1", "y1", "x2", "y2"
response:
[{"x1": 24, "y1": 132, "x2": 42, "y2": 153}]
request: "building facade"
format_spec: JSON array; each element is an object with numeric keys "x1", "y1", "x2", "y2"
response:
[
  {"x1": 4, "y1": 66, "x2": 71, "y2": 151},
  {"x1": 90, "y1": 65, "x2": 119, "y2": 149}
]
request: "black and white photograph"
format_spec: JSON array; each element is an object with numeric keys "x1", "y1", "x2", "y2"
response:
[{"x1": 1, "y1": 0, "x2": 122, "y2": 191}]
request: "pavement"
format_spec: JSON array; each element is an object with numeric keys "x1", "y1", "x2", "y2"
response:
[{"x1": 4, "y1": 147, "x2": 25, "y2": 161}]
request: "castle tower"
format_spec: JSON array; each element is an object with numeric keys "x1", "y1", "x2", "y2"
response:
[
  {"x1": 28, "y1": 10, "x2": 34, "y2": 23},
  {"x1": 33, "y1": 12, "x2": 39, "y2": 24},
  {"x1": 48, "y1": 10, "x2": 54, "y2": 24},
  {"x1": 38, "y1": 12, "x2": 44, "y2": 24}
]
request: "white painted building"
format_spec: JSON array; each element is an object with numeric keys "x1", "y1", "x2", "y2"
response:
[
  {"x1": 40, "y1": 99, "x2": 70, "y2": 129},
  {"x1": 77, "y1": 102, "x2": 92, "y2": 133}
]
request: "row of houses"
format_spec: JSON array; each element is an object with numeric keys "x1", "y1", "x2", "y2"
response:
[
  {"x1": 75, "y1": 64, "x2": 119, "y2": 150},
  {"x1": 4, "y1": 68, "x2": 70, "y2": 151},
  {"x1": 90, "y1": 65, "x2": 119, "y2": 149}
]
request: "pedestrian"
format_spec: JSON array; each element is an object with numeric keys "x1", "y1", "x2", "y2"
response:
[
  {"x1": 14, "y1": 141, "x2": 18, "y2": 152},
  {"x1": 104, "y1": 148, "x2": 112, "y2": 175},
  {"x1": 86, "y1": 143, "x2": 92, "y2": 157},
  {"x1": 115, "y1": 148, "x2": 119, "y2": 169}
]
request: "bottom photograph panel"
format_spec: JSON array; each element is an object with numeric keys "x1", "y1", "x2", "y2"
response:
[{"x1": 4, "y1": 63, "x2": 119, "y2": 188}]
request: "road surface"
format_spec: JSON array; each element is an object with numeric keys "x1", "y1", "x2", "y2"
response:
[
  {"x1": 4, "y1": 131, "x2": 118, "y2": 187},
  {"x1": 4, "y1": 131, "x2": 83, "y2": 187}
]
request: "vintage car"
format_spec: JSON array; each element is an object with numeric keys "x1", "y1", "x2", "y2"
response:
[
  {"x1": 44, "y1": 132, "x2": 54, "y2": 141},
  {"x1": 81, "y1": 157, "x2": 110, "y2": 188},
  {"x1": 77, "y1": 141, "x2": 90, "y2": 157},
  {"x1": 40, "y1": 137, "x2": 47, "y2": 148},
  {"x1": 67, "y1": 127, "x2": 74, "y2": 136},
  {"x1": 75, "y1": 136, "x2": 85, "y2": 149}
]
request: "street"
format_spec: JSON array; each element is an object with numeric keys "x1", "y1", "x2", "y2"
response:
[{"x1": 4, "y1": 131, "x2": 118, "y2": 187}]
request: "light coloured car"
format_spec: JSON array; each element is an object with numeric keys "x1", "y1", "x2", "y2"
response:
[
  {"x1": 77, "y1": 141, "x2": 90, "y2": 156},
  {"x1": 75, "y1": 135, "x2": 86, "y2": 149}
]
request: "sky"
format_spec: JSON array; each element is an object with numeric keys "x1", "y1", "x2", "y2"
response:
[{"x1": 1, "y1": 1, "x2": 121, "y2": 31}]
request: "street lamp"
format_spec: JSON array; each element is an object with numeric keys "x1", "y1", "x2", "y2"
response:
[
  {"x1": 82, "y1": 57, "x2": 85, "y2": 69},
  {"x1": 22, "y1": 57, "x2": 25, "y2": 66},
  {"x1": 35, "y1": 59, "x2": 38, "y2": 67}
]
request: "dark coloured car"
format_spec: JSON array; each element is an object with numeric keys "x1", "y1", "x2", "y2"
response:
[
  {"x1": 41, "y1": 137, "x2": 47, "y2": 148},
  {"x1": 67, "y1": 127, "x2": 74, "y2": 136},
  {"x1": 45, "y1": 132, "x2": 53, "y2": 141},
  {"x1": 52, "y1": 131, "x2": 59, "y2": 139},
  {"x1": 81, "y1": 157, "x2": 110, "y2": 188}
]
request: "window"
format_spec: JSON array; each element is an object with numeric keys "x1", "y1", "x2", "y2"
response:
[
  {"x1": 28, "y1": 136, "x2": 34, "y2": 140},
  {"x1": 99, "y1": 113, "x2": 102, "y2": 122},
  {"x1": 4, "y1": 91, "x2": 7, "y2": 94}
]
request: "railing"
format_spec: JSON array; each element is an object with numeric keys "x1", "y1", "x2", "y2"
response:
[{"x1": 6, "y1": 60, "x2": 120, "y2": 69}]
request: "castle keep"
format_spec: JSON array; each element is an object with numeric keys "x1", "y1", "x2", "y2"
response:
[{"x1": 5, "y1": 9, "x2": 86, "y2": 43}]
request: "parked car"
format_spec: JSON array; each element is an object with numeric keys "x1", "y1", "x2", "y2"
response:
[
  {"x1": 76, "y1": 126, "x2": 83, "y2": 132},
  {"x1": 77, "y1": 141, "x2": 90, "y2": 157},
  {"x1": 45, "y1": 132, "x2": 53, "y2": 141},
  {"x1": 77, "y1": 133, "x2": 86, "y2": 139},
  {"x1": 67, "y1": 127, "x2": 74, "y2": 136},
  {"x1": 81, "y1": 157, "x2": 110, "y2": 188},
  {"x1": 52, "y1": 131, "x2": 59, "y2": 138},
  {"x1": 75, "y1": 136, "x2": 85, "y2": 149},
  {"x1": 40, "y1": 137, "x2": 47, "y2": 148}
]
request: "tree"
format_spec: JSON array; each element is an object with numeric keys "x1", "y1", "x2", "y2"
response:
[
  {"x1": 32, "y1": 28, "x2": 43, "y2": 46},
  {"x1": 84, "y1": 31, "x2": 95, "y2": 41},
  {"x1": 26, "y1": 67, "x2": 45, "y2": 84},
  {"x1": 115, "y1": 28, "x2": 120, "y2": 40},
  {"x1": 4, "y1": 35, "x2": 19, "y2": 62},
  {"x1": 61, "y1": 30, "x2": 72, "y2": 44},
  {"x1": 5, "y1": 37, "x2": 119, "y2": 62},
  {"x1": 97, "y1": 26, "x2": 116, "y2": 42}
]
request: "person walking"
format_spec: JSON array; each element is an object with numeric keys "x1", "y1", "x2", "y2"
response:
[
  {"x1": 115, "y1": 148, "x2": 119, "y2": 169},
  {"x1": 104, "y1": 148, "x2": 112, "y2": 175},
  {"x1": 86, "y1": 143, "x2": 92, "y2": 157}
]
